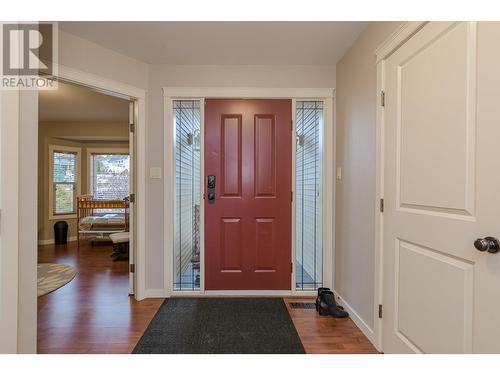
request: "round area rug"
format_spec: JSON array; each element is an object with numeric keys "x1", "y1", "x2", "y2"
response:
[{"x1": 37, "y1": 263, "x2": 77, "y2": 297}]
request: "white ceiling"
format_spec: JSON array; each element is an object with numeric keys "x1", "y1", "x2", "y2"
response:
[
  {"x1": 59, "y1": 22, "x2": 368, "y2": 65},
  {"x1": 39, "y1": 81, "x2": 130, "y2": 122}
]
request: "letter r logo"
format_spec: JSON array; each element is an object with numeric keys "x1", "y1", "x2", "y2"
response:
[{"x1": 2, "y1": 23, "x2": 54, "y2": 76}]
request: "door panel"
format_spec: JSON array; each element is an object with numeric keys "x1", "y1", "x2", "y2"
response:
[
  {"x1": 395, "y1": 240, "x2": 474, "y2": 353},
  {"x1": 254, "y1": 115, "x2": 276, "y2": 197},
  {"x1": 205, "y1": 99, "x2": 292, "y2": 290},
  {"x1": 398, "y1": 22, "x2": 473, "y2": 214},
  {"x1": 221, "y1": 115, "x2": 242, "y2": 197},
  {"x1": 220, "y1": 218, "x2": 243, "y2": 272},
  {"x1": 255, "y1": 218, "x2": 276, "y2": 271},
  {"x1": 383, "y1": 22, "x2": 500, "y2": 353}
]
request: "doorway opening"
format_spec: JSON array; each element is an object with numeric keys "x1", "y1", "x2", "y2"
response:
[{"x1": 37, "y1": 80, "x2": 137, "y2": 351}]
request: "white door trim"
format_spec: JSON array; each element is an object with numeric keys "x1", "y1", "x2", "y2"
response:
[
  {"x1": 374, "y1": 22, "x2": 427, "y2": 352},
  {"x1": 162, "y1": 87, "x2": 334, "y2": 100},
  {"x1": 163, "y1": 87, "x2": 335, "y2": 298},
  {"x1": 0, "y1": 84, "x2": 21, "y2": 353},
  {"x1": 374, "y1": 22, "x2": 428, "y2": 64}
]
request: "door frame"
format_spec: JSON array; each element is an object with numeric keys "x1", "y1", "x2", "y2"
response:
[
  {"x1": 0, "y1": 73, "x2": 21, "y2": 353},
  {"x1": 373, "y1": 21, "x2": 430, "y2": 352},
  {"x1": 2, "y1": 62, "x2": 148, "y2": 352},
  {"x1": 163, "y1": 87, "x2": 335, "y2": 297},
  {"x1": 20, "y1": 65, "x2": 147, "y2": 353},
  {"x1": 53, "y1": 65, "x2": 147, "y2": 299}
]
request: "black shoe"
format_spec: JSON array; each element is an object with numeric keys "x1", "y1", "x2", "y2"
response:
[
  {"x1": 316, "y1": 287, "x2": 345, "y2": 311},
  {"x1": 315, "y1": 287, "x2": 331, "y2": 311},
  {"x1": 318, "y1": 291, "x2": 349, "y2": 318}
]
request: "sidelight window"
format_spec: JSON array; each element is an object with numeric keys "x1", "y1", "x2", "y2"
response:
[
  {"x1": 295, "y1": 101, "x2": 323, "y2": 290},
  {"x1": 173, "y1": 100, "x2": 201, "y2": 291}
]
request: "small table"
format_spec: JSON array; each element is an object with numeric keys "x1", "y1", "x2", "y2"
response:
[{"x1": 109, "y1": 232, "x2": 129, "y2": 261}]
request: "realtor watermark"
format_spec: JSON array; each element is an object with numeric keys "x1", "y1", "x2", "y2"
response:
[{"x1": 1, "y1": 22, "x2": 58, "y2": 90}]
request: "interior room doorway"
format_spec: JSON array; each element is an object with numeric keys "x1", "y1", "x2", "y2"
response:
[{"x1": 36, "y1": 80, "x2": 139, "y2": 352}]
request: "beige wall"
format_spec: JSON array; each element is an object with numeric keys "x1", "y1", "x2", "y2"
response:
[
  {"x1": 57, "y1": 30, "x2": 338, "y2": 292},
  {"x1": 334, "y1": 22, "x2": 402, "y2": 330},
  {"x1": 38, "y1": 122, "x2": 129, "y2": 242},
  {"x1": 59, "y1": 31, "x2": 149, "y2": 90}
]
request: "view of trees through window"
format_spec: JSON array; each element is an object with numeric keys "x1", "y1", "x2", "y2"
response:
[
  {"x1": 91, "y1": 154, "x2": 130, "y2": 200},
  {"x1": 53, "y1": 151, "x2": 77, "y2": 215}
]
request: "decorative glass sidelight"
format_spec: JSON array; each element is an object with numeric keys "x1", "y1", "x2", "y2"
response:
[
  {"x1": 295, "y1": 101, "x2": 323, "y2": 290},
  {"x1": 173, "y1": 100, "x2": 201, "y2": 290}
]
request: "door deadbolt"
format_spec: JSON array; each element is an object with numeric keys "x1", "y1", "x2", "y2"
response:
[{"x1": 207, "y1": 175, "x2": 216, "y2": 204}]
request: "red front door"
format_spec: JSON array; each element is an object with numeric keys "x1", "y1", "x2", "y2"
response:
[{"x1": 205, "y1": 99, "x2": 292, "y2": 290}]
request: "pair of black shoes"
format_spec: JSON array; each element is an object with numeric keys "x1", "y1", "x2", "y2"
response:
[{"x1": 316, "y1": 287, "x2": 349, "y2": 318}]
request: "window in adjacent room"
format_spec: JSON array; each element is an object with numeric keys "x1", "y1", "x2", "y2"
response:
[
  {"x1": 88, "y1": 150, "x2": 130, "y2": 200},
  {"x1": 49, "y1": 145, "x2": 81, "y2": 219}
]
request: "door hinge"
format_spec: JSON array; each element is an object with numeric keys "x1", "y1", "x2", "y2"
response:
[
  {"x1": 291, "y1": 262, "x2": 293, "y2": 273},
  {"x1": 378, "y1": 304, "x2": 383, "y2": 318},
  {"x1": 130, "y1": 264, "x2": 135, "y2": 273},
  {"x1": 129, "y1": 193, "x2": 136, "y2": 203},
  {"x1": 380, "y1": 198, "x2": 384, "y2": 213},
  {"x1": 129, "y1": 123, "x2": 135, "y2": 133},
  {"x1": 380, "y1": 90, "x2": 385, "y2": 107},
  {"x1": 291, "y1": 120, "x2": 293, "y2": 131},
  {"x1": 291, "y1": 191, "x2": 293, "y2": 202}
]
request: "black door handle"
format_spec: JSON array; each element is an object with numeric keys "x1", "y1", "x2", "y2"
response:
[{"x1": 474, "y1": 237, "x2": 500, "y2": 254}]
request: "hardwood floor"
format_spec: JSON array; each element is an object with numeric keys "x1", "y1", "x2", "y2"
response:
[
  {"x1": 38, "y1": 242, "x2": 377, "y2": 354},
  {"x1": 37, "y1": 241, "x2": 163, "y2": 354},
  {"x1": 284, "y1": 299, "x2": 378, "y2": 354}
]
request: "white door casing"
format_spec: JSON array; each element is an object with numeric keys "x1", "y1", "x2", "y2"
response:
[
  {"x1": 383, "y1": 21, "x2": 500, "y2": 353},
  {"x1": 0, "y1": 83, "x2": 20, "y2": 353},
  {"x1": 162, "y1": 87, "x2": 335, "y2": 297},
  {"x1": 129, "y1": 101, "x2": 136, "y2": 295}
]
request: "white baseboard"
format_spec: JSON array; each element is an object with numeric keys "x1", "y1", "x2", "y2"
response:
[
  {"x1": 38, "y1": 236, "x2": 78, "y2": 246},
  {"x1": 139, "y1": 289, "x2": 167, "y2": 299},
  {"x1": 334, "y1": 290, "x2": 377, "y2": 347},
  {"x1": 136, "y1": 289, "x2": 309, "y2": 299},
  {"x1": 204, "y1": 290, "x2": 292, "y2": 296}
]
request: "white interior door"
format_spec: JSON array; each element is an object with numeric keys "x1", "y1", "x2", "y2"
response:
[{"x1": 383, "y1": 21, "x2": 500, "y2": 353}]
